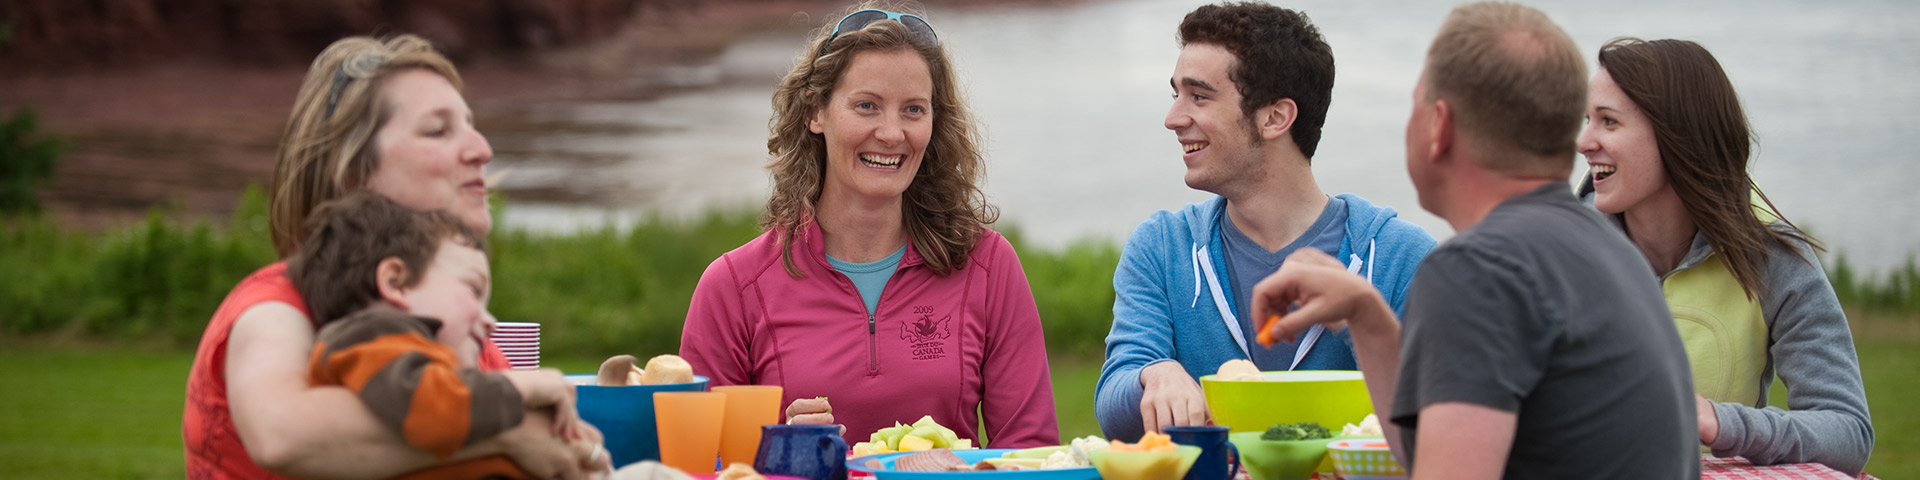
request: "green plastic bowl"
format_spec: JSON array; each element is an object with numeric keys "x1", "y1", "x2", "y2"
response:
[
  {"x1": 1229, "y1": 432, "x2": 1350, "y2": 480},
  {"x1": 1200, "y1": 370, "x2": 1373, "y2": 433}
]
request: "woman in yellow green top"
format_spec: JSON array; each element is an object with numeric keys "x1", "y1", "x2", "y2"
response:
[{"x1": 1574, "y1": 38, "x2": 1872, "y2": 474}]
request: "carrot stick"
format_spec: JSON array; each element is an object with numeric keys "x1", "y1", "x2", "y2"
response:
[{"x1": 1256, "y1": 314, "x2": 1281, "y2": 347}]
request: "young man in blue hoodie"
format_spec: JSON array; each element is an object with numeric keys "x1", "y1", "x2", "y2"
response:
[{"x1": 1095, "y1": 2, "x2": 1436, "y2": 441}]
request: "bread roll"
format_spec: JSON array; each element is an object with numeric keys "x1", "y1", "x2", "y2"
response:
[
  {"x1": 639, "y1": 354, "x2": 694, "y2": 385},
  {"x1": 1216, "y1": 359, "x2": 1264, "y2": 381}
]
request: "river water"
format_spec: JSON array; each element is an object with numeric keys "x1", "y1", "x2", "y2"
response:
[{"x1": 485, "y1": 0, "x2": 1920, "y2": 273}]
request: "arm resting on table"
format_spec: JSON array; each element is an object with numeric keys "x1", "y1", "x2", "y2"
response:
[
  {"x1": 1096, "y1": 222, "x2": 1185, "y2": 441},
  {"x1": 1710, "y1": 239, "x2": 1873, "y2": 474}
]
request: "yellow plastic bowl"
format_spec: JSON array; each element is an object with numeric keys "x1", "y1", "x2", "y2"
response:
[
  {"x1": 1327, "y1": 438, "x2": 1406, "y2": 477},
  {"x1": 1201, "y1": 370, "x2": 1373, "y2": 433},
  {"x1": 1088, "y1": 445, "x2": 1203, "y2": 480}
]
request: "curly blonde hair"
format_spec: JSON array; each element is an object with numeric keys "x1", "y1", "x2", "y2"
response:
[
  {"x1": 764, "y1": 2, "x2": 996, "y2": 277},
  {"x1": 269, "y1": 34, "x2": 462, "y2": 258}
]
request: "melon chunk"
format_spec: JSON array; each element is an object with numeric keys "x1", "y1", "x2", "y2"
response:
[{"x1": 898, "y1": 434, "x2": 934, "y2": 452}]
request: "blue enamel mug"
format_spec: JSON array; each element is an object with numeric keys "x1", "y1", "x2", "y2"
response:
[
  {"x1": 1165, "y1": 425, "x2": 1242, "y2": 480},
  {"x1": 752, "y1": 424, "x2": 848, "y2": 480}
]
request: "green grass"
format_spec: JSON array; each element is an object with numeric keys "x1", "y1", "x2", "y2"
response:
[
  {"x1": 1048, "y1": 356, "x2": 1105, "y2": 442},
  {"x1": 0, "y1": 343, "x2": 191, "y2": 479},
  {"x1": 1848, "y1": 314, "x2": 1920, "y2": 476}
]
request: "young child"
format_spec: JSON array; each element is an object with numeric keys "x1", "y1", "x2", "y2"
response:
[{"x1": 288, "y1": 192, "x2": 606, "y2": 478}]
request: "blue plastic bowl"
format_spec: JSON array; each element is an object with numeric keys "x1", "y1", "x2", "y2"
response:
[
  {"x1": 567, "y1": 374, "x2": 709, "y2": 468},
  {"x1": 847, "y1": 448, "x2": 1101, "y2": 479}
]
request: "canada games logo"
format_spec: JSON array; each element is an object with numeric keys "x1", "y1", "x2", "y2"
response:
[{"x1": 902, "y1": 305, "x2": 950, "y2": 360}]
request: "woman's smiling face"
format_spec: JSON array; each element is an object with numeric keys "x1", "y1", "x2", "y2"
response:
[
  {"x1": 810, "y1": 48, "x2": 935, "y2": 204},
  {"x1": 1578, "y1": 68, "x2": 1669, "y2": 215}
]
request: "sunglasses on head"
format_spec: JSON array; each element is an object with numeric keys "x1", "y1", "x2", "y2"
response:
[{"x1": 825, "y1": 8, "x2": 938, "y2": 46}]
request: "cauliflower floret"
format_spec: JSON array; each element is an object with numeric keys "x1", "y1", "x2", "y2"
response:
[
  {"x1": 1043, "y1": 450, "x2": 1075, "y2": 469},
  {"x1": 1341, "y1": 414, "x2": 1383, "y2": 437},
  {"x1": 1066, "y1": 435, "x2": 1109, "y2": 467}
]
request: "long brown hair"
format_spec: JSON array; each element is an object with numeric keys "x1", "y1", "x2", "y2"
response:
[
  {"x1": 764, "y1": 1, "x2": 996, "y2": 277},
  {"x1": 1598, "y1": 37, "x2": 1819, "y2": 299},
  {"x1": 270, "y1": 35, "x2": 462, "y2": 258}
]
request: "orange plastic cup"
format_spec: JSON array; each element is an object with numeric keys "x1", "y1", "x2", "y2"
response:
[
  {"x1": 711, "y1": 385, "x2": 783, "y2": 468},
  {"x1": 654, "y1": 391, "x2": 726, "y2": 474}
]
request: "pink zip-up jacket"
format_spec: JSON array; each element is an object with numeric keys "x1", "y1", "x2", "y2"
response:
[{"x1": 680, "y1": 220, "x2": 1059, "y2": 448}]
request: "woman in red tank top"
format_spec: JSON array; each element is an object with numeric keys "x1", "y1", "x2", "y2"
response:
[{"x1": 182, "y1": 34, "x2": 602, "y2": 479}]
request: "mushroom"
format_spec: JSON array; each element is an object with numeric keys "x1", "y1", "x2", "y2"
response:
[{"x1": 597, "y1": 355, "x2": 638, "y2": 386}]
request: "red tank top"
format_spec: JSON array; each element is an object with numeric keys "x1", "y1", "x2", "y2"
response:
[{"x1": 183, "y1": 262, "x2": 513, "y2": 478}]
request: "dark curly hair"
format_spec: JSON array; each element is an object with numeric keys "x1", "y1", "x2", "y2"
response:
[{"x1": 1177, "y1": 2, "x2": 1335, "y2": 160}]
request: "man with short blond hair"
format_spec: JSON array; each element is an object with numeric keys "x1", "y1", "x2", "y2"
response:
[
  {"x1": 1419, "y1": 0, "x2": 1590, "y2": 176},
  {"x1": 1246, "y1": 3, "x2": 1698, "y2": 477}
]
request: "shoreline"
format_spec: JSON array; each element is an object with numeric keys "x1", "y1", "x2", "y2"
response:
[{"x1": 0, "y1": 0, "x2": 845, "y2": 230}]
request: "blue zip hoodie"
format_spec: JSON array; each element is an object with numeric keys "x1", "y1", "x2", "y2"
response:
[{"x1": 1096, "y1": 193, "x2": 1435, "y2": 440}]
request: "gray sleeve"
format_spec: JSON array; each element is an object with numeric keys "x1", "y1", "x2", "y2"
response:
[{"x1": 1706, "y1": 232, "x2": 1873, "y2": 475}]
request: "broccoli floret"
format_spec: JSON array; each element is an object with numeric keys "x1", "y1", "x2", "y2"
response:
[{"x1": 1260, "y1": 422, "x2": 1333, "y2": 441}]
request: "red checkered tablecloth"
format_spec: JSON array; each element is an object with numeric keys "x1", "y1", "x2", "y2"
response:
[
  {"x1": 1270, "y1": 457, "x2": 1877, "y2": 480},
  {"x1": 862, "y1": 453, "x2": 1878, "y2": 479},
  {"x1": 1699, "y1": 457, "x2": 1875, "y2": 480}
]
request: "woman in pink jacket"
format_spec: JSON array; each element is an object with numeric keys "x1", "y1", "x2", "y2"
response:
[{"x1": 679, "y1": 4, "x2": 1059, "y2": 448}]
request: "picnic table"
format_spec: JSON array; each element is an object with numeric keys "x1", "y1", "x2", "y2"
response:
[
  {"x1": 1263, "y1": 456, "x2": 1875, "y2": 480},
  {"x1": 1701, "y1": 456, "x2": 1875, "y2": 480}
]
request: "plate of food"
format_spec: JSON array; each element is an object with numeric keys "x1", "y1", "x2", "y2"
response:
[{"x1": 847, "y1": 448, "x2": 1102, "y2": 479}]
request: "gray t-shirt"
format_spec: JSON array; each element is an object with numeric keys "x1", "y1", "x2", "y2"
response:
[
  {"x1": 1221, "y1": 196, "x2": 1347, "y2": 369},
  {"x1": 1392, "y1": 184, "x2": 1698, "y2": 478}
]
